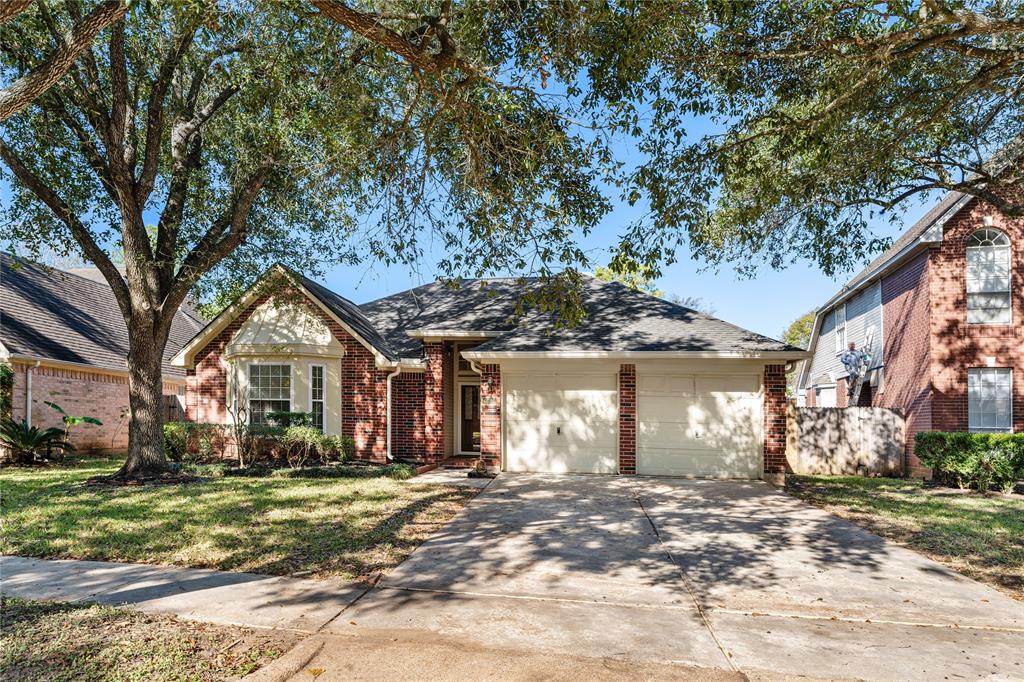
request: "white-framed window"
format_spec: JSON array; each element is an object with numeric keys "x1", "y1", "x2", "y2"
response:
[
  {"x1": 309, "y1": 364, "x2": 325, "y2": 432},
  {"x1": 816, "y1": 385, "x2": 837, "y2": 408},
  {"x1": 966, "y1": 229, "x2": 1012, "y2": 324},
  {"x1": 248, "y1": 363, "x2": 291, "y2": 425},
  {"x1": 968, "y1": 368, "x2": 1012, "y2": 433},
  {"x1": 833, "y1": 305, "x2": 846, "y2": 354}
]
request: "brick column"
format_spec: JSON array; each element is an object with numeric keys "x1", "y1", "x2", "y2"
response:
[
  {"x1": 763, "y1": 364, "x2": 788, "y2": 481},
  {"x1": 423, "y1": 342, "x2": 445, "y2": 462},
  {"x1": 618, "y1": 364, "x2": 636, "y2": 474},
  {"x1": 479, "y1": 363, "x2": 501, "y2": 469}
]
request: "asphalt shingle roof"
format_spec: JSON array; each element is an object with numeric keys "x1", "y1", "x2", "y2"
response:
[
  {"x1": 357, "y1": 275, "x2": 798, "y2": 357},
  {"x1": 359, "y1": 278, "x2": 540, "y2": 357},
  {"x1": 298, "y1": 274, "x2": 403, "y2": 361},
  {"x1": 471, "y1": 278, "x2": 798, "y2": 354},
  {"x1": 1, "y1": 254, "x2": 204, "y2": 377}
]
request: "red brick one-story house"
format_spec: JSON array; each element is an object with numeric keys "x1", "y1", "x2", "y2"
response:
[
  {"x1": 797, "y1": 190, "x2": 1023, "y2": 474},
  {"x1": 172, "y1": 268, "x2": 806, "y2": 479},
  {"x1": 1, "y1": 254, "x2": 203, "y2": 451}
]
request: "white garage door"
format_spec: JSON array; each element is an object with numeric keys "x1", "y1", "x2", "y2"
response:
[
  {"x1": 504, "y1": 371, "x2": 618, "y2": 473},
  {"x1": 637, "y1": 373, "x2": 762, "y2": 478}
]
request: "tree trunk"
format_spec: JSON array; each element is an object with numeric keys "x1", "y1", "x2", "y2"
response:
[{"x1": 115, "y1": 325, "x2": 170, "y2": 479}]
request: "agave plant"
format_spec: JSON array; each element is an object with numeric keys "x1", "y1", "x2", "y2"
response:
[{"x1": 0, "y1": 416, "x2": 71, "y2": 465}]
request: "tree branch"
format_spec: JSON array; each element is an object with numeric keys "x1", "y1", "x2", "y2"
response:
[
  {"x1": 135, "y1": 14, "x2": 205, "y2": 206},
  {"x1": 0, "y1": 0, "x2": 128, "y2": 121},
  {"x1": 310, "y1": 0, "x2": 477, "y2": 77},
  {"x1": 166, "y1": 159, "x2": 276, "y2": 312},
  {"x1": 0, "y1": 0, "x2": 32, "y2": 25},
  {"x1": 0, "y1": 137, "x2": 132, "y2": 315}
]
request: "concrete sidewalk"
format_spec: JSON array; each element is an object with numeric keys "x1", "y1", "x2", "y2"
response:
[{"x1": 0, "y1": 555, "x2": 368, "y2": 632}]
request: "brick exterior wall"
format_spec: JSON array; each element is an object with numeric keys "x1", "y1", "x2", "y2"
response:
[
  {"x1": 618, "y1": 364, "x2": 636, "y2": 474},
  {"x1": 763, "y1": 364, "x2": 788, "y2": 475},
  {"x1": 422, "y1": 342, "x2": 445, "y2": 462},
  {"x1": 926, "y1": 198, "x2": 1024, "y2": 442},
  {"x1": 186, "y1": 290, "x2": 389, "y2": 462},
  {"x1": 878, "y1": 250, "x2": 933, "y2": 470},
  {"x1": 10, "y1": 361, "x2": 180, "y2": 452},
  {"x1": 478, "y1": 363, "x2": 501, "y2": 468},
  {"x1": 391, "y1": 371, "x2": 426, "y2": 460}
]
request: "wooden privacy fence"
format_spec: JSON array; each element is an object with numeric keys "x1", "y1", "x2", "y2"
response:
[{"x1": 786, "y1": 405, "x2": 905, "y2": 476}]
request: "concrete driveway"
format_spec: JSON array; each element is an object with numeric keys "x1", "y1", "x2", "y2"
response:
[{"x1": 322, "y1": 474, "x2": 1024, "y2": 681}]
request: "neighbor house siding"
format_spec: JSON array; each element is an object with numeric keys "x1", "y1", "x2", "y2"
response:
[
  {"x1": 804, "y1": 281, "x2": 883, "y2": 394},
  {"x1": 878, "y1": 250, "x2": 933, "y2": 472}
]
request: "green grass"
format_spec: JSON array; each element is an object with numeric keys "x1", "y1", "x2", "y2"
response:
[
  {"x1": 787, "y1": 475, "x2": 1024, "y2": 600},
  {"x1": 0, "y1": 596, "x2": 300, "y2": 681},
  {"x1": 0, "y1": 457, "x2": 477, "y2": 580}
]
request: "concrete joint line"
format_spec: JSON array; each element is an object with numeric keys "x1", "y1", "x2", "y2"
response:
[
  {"x1": 712, "y1": 607, "x2": 1024, "y2": 634},
  {"x1": 628, "y1": 485, "x2": 741, "y2": 674},
  {"x1": 316, "y1": 573, "x2": 383, "y2": 633},
  {"x1": 379, "y1": 584, "x2": 700, "y2": 611}
]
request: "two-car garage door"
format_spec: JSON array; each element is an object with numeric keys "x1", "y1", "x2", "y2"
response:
[{"x1": 503, "y1": 364, "x2": 762, "y2": 478}]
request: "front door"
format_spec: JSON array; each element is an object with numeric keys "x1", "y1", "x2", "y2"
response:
[{"x1": 459, "y1": 384, "x2": 481, "y2": 453}]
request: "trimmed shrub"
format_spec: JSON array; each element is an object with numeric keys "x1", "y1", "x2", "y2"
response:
[
  {"x1": 916, "y1": 432, "x2": 1024, "y2": 492},
  {"x1": 162, "y1": 422, "x2": 229, "y2": 463}
]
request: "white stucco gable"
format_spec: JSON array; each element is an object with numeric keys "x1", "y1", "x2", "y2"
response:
[{"x1": 225, "y1": 300, "x2": 343, "y2": 359}]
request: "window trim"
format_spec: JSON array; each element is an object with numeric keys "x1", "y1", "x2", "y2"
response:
[
  {"x1": 246, "y1": 361, "x2": 295, "y2": 425},
  {"x1": 815, "y1": 383, "x2": 838, "y2": 408},
  {"x1": 966, "y1": 228, "x2": 1012, "y2": 326},
  {"x1": 308, "y1": 363, "x2": 326, "y2": 433},
  {"x1": 833, "y1": 304, "x2": 846, "y2": 356},
  {"x1": 967, "y1": 367, "x2": 1013, "y2": 433}
]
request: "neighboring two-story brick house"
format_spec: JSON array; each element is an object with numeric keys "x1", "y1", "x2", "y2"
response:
[{"x1": 797, "y1": 191, "x2": 1023, "y2": 475}]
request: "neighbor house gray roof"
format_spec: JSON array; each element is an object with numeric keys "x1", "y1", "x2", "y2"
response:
[
  {"x1": 1, "y1": 253, "x2": 204, "y2": 378},
  {"x1": 358, "y1": 275, "x2": 799, "y2": 357},
  {"x1": 837, "y1": 190, "x2": 969, "y2": 297}
]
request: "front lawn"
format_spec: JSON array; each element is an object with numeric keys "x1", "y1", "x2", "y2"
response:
[
  {"x1": 0, "y1": 597, "x2": 299, "y2": 681},
  {"x1": 0, "y1": 457, "x2": 477, "y2": 580},
  {"x1": 787, "y1": 475, "x2": 1024, "y2": 600}
]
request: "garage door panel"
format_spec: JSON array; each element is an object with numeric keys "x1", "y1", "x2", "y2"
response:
[
  {"x1": 504, "y1": 370, "x2": 618, "y2": 474},
  {"x1": 637, "y1": 446, "x2": 761, "y2": 478},
  {"x1": 505, "y1": 389, "x2": 616, "y2": 422},
  {"x1": 694, "y1": 374, "x2": 760, "y2": 394},
  {"x1": 638, "y1": 374, "x2": 694, "y2": 396},
  {"x1": 637, "y1": 372, "x2": 761, "y2": 479}
]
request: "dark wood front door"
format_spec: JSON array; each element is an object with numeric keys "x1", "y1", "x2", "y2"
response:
[{"x1": 460, "y1": 384, "x2": 481, "y2": 453}]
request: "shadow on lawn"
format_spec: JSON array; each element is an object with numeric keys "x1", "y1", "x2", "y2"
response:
[{"x1": 0, "y1": 466, "x2": 477, "y2": 581}]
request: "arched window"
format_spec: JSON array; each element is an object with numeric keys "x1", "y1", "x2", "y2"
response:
[{"x1": 966, "y1": 228, "x2": 1012, "y2": 324}]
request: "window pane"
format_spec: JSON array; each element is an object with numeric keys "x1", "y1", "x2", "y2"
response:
[
  {"x1": 968, "y1": 369, "x2": 1012, "y2": 432},
  {"x1": 966, "y1": 233, "x2": 1011, "y2": 325}
]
